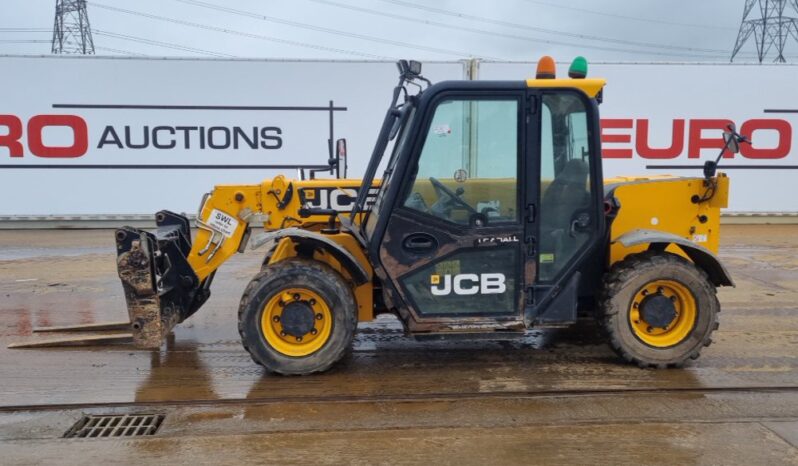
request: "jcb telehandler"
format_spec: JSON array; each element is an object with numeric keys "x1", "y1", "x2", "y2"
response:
[{"x1": 111, "y1": 57, "x2": 738, "y2": 375}]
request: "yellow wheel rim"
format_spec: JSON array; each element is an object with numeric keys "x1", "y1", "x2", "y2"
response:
[
  {"x1": 261, "y1": 288, "x2": 333, "y2": 357},
  {"x1": 628, "y1": 279, "x2": 697, "y2": 348}
]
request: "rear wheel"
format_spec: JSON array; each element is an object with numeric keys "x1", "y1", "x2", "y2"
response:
[
  {"x1": 238, "y1": 258, "x2": 356, "y2": 375},
  {"x1": 600, "y1": 251, "x2": 719, "y2": 368}
]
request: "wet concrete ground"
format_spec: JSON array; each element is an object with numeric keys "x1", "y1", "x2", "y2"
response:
[{"x1": 0, "y1": 225, "x2": 797, "y2": 464}]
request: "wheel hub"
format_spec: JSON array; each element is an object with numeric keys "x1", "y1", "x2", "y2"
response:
[
  {"x1": 279, "y1": 301, "x2": 315, "y2": 337},
  {"x1": 261, "y1": 288, "x2": 332, "y2": 357},
  {"x1": 639, "y1": 293, "x2": 677, "y2": 329}
]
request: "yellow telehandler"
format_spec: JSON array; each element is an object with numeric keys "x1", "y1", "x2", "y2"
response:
[{"x1": 106, "y1": 57, "x2": 739, "y2": 374}]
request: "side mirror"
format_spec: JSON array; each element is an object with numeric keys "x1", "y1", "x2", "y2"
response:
[
  {"x1": 335, "y1": 138, "x2": 347, "y2": 179},
  {"x1": 396, "y1": 59, "x2": 409, "y2": 75},
  {"x1": 396, "y1": 59, "x2": 422, "y2": 77},
  {"x1": 408, "y1": 60, "x2": 422, "y2": 76},
  {"x1": 723, "y1": 130, "x2": 740, "y2": 154}
]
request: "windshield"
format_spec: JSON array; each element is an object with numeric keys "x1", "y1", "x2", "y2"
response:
[
  {"x1": 349, "y1": 70, "x2": 428, "y2": 240},
  {"x1": 377, "y1": 106, "x2": 416, "y2": 201},
  {"x1": 361, "y1": 103, "x2": 415, "y2": 233}
]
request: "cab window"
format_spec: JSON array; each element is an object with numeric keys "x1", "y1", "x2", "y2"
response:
[
  {"x1": 538, "y1": 93, "x2": 594, "y2": 281},
  {"x1": 402, "y1": 98, "x2": 519, "y2": 227}
]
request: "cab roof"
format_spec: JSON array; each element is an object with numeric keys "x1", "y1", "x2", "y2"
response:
[{"x1": 526, "y1": 78, "x2": 606, "y2": 98}]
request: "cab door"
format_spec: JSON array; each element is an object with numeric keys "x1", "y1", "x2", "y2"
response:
[
  {"x1": 376, "y1": 89, "x2": 532, "y2": 330},
  {"x1": 525, "y1": 90, "x2": 604, "y2": 325}
]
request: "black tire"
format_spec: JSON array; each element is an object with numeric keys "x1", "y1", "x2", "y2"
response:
[
  {"x1": 238, "y1": 258, "x2": 357, "y2": 375},
  {"x1": 600, "y1": 251, "x2": 720, "y2": 368}
]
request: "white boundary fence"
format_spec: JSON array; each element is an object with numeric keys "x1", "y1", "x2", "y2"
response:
[{"x1": 0, "y1": 56, "x2": 796, "y2": 227}]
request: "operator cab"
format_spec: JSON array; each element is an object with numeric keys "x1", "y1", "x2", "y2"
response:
[{"x1": 358, "y1": 57, "x2": 607, "y2": 334}]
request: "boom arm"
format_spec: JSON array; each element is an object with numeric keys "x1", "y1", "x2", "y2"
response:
[{"x1": 115, "y1": 175, "x2": 371, "y2": 348}]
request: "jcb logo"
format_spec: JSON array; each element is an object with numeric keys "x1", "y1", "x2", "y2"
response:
[
  {"x1": 302, "y1": 187, "x2": 378, "y2": 211},
  {"x1": 430, "y1": 273, "x2": 506, "y2": 296}
]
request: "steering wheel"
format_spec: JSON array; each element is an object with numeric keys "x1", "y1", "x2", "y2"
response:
[{"x1": 429, "y1": 177, "x2": 477, "y2": 215}]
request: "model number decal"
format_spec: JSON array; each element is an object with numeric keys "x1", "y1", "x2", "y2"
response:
[
  {"x1": 475, "y1": 235, "x2": 519, "y2": 245},
  {"x1": 208, "y1": 209, "x2": 238, "y2": 237}
]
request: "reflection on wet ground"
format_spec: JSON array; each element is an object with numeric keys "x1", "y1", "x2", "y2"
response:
[
  {"x1": 0, "y1": 247, "x2": 110, "y2": 261},
  {"x1": 0, "y1": 226, "x2": 797, "y2": 464},
  {"x1": 0, "y1": 227, "x2": 797, "y2": 407}
]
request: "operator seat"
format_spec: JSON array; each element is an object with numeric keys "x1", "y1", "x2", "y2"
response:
[{"x1": 539, "y1": 159, "x2": 590, "y2": 280}]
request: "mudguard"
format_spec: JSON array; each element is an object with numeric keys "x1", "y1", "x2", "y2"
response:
[
  {"x1": 250, "y1": 228, "x2": 369, "y2": 286},
  {"x1": 613, "y1": 229, "x2": 734, "y2": 287}
]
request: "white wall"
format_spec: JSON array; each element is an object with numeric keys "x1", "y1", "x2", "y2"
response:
[
  {"x1": 1, "y1": 56, "x2": 795, "y2": 214},
  {"x1": 0, "y1": 56, "x2": 465, "y2": 215}
]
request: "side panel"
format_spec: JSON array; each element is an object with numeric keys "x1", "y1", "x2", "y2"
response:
[{"x1": 608, "y1": 175, "x2": 729, "y2": 265}]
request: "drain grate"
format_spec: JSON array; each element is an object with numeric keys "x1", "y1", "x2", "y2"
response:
[{"x1": 64, "y1": 414, "x2": 165, "y2": 439}]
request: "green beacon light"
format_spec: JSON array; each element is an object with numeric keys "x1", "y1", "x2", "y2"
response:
[{"x1": 568, "y1": 56, "x2": 588, "y2": 79}]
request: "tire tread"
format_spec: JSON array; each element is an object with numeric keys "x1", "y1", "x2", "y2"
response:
[
  {"x1": 600, "y1": 251, "x2": 720, "y2": 368},
  {"x1": 237, "y1": 258, "x2": 357, "y2": 375}
]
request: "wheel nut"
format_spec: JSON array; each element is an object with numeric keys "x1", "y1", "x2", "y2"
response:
[
  {"x1": 657, "y1": 287, "x2": 664, "y2": 294},
  {"x1": 641, "y1": 290, "x2": 648, "y2": 296},
  {"x1": 646, "y1": 326, "x2": 653, "y2": 333},
  {"x1": 296, "y1": 336, "x2": 303, "y2": 342},
  {"x1": 309, "y1": 299, "x2": 316, "y2": 306},
  {"x1": 670, "y1": 296, "x2": 677, "y2": 302},
  {"x1": 311, "y1": 329, "x2": 318, "y2": 335},
  {"x1": 293, "y1": 293, "x2": 300, "y2": 301},
  {"x1": 272, "y1": 316, "x2": 280, "y2": 322},
  {"x1": 280, "y1": 331, "x2": 287, "y2": 337},
  {"x1": 315, "y1": 313, "x2": 323, "y2": 320},
  {"x1": 279, "y1": 300, "x2": 285, "y2": 307}
]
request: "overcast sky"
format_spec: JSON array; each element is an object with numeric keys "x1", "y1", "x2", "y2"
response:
[{"x1": 0, "y1": 0, "x2": 790, "y2": 63}]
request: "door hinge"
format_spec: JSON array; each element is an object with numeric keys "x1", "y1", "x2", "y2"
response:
[
  {"x1": 526, "y1": 95, "x2": 538, "y2": 116},
  {"x1": 526, "y1": 286, "x2": 535, "y2": 305},
  {"x1": 525, "y1": 203, "x2": 536, "y2": 223},
  {"x1": 524, "y1": 236, "x2": 537, "y2": 257}
]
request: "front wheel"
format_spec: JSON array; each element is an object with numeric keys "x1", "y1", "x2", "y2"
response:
[
  {"x1": 238, "y1": 258, "x2": 357, "y2": 375},
  {"x1": 600, "y1": 251, "x2": 720, "y2": 368}
]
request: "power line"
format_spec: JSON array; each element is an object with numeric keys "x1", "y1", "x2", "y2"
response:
[
  {"x1": 172, "y1": 0, "x2": 498, "y2": 59},
  {"x1": 95, "y1": 45, "x2": 148, "y2": 56},
  {"x1": 93, "y1": 30, "x2": 235, "y2": 57},
  {"x1": 0, "y1": 40, "x2": 51, "y2": 44},
  {"x1": 302, "y1": 0, "x2": 742, "y2": 60},
  {"x1": 0, "y1": 6, "x2": 760, "y2": 61},
  {"x1": 0, "y1": 28, "x2": 52, "y2": 32},
  {"x1": 90, "y1": 2, "x2": 392, "y2": 59},
  {"x1": 373, "y1": 0, "x2": 734, "y2": 55},
  {"x1": 518, "y1": 0, "x2": 736, "y2": 31}
]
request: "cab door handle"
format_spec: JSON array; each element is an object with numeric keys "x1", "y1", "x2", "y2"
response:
[{"x1": 402, "y1": 233, "x2": 437, "y2": 252}]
